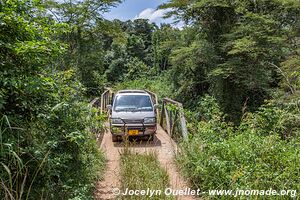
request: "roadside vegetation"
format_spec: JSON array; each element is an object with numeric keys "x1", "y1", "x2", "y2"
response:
[
  {"x1": 1, "y1": 0, "x2": 299, "y2": 199},
  {"x1": 0, "y1": 0, "x2": 110, "y2": 199},
  {"x1": 113, "y1": 0, "x2": 300, "y2": 198},
  {"x1": 178, "y1": 96, "x2": 300, "y2": 199},
  {"x1": 119, "y1": 147, "x2": 173, "y2": 200},
  {"x1": 114, "y1": 73, "x2": 175, "y2": 101}
]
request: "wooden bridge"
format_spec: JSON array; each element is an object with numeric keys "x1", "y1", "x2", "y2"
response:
[
  {"x1": 91, "y1": 89, "x2": 197, "y2": 200},
  {"x1": 90, "y1": 88, "x2": 188, "y2": 140}
]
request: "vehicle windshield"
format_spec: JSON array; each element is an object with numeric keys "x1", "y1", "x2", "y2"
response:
[{"x1": 113, "y1": 95, "x2": 153, "y2": 112}]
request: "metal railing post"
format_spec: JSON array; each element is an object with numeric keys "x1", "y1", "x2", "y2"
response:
[
  {"x1": 100, "y1": 88, "x2": 112, "y2": 115},
  {"x1": 160, "y1": 98, "x2": 188, "y2": 139},
  {"x1": 160, "y1": 101, "x2": 165, "y2": 127}
]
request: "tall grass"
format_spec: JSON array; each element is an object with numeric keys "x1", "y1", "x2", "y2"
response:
[
  {"x1": 118, "y1": 144, "x2": 173, "y2": 200},
  {"x1": 0, "y1": 102, "x2": 106, "y2": 199},
  {"x1": 176, "y1": 97, "x2": 300, "y2": 199},
  {"x1": 0, "y1": 115, "x2": 49, "y2": 200}
]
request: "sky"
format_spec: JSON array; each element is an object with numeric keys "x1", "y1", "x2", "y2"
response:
[{"x1": 103, "y1": 0, "x2": 181, "y2": 27}]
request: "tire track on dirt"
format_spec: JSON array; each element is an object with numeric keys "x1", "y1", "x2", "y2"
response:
[{"x1": 94, "y1": 124, "x2": 199, "y2": 200}]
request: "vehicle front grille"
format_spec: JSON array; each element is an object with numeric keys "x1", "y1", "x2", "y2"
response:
[{"x1": 122, "y1": 119, "x2": 143, "y2": 124}]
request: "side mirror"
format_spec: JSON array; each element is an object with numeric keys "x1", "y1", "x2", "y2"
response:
[
  {"x1": 106, "y1": 105, "x2": 112, "y2": 110},
  {"x1": 153, "y1": 104, "x2": 159, "y2": 109}
]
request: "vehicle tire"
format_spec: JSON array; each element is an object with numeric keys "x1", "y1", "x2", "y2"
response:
[{"x1": 112, "y1": 135, "x2": 119, "y2": 142}]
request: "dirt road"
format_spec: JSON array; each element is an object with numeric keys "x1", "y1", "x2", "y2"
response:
[{"x1": 94, "y1": 124, "x2": 199, "y2": 200}]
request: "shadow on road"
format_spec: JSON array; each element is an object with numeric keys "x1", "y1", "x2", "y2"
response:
[{"x1": 113, "y1": 135, "x2": 162, "y2": 148}]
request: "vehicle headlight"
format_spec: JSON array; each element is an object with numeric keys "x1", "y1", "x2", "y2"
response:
[
  {"x1": 111, "y1": 126, "x2": 123, "y2": 133},
  {"x1": 111, "y1": 118, "x2": 123, "y2": 124},
  {"x1": 144, "y1": 117, "x2": 156, "y2": 124}
]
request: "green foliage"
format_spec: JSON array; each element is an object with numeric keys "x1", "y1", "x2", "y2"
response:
[
  {"x1": 104, "y1": 19, "x2": 157, "y2": 83},
  {"x1": 124, "y1": 57, "x2": 148, "y2": 80},
  {"x1": 119, "y1": 150, "x2": 173, "y2": 200},
  {"x1": 169, "y1": 38, "x2": 215, "y2": 106},
  {"x1": 0, "y1": 1, "x2": 107, "y2": 199},
  {"x1": 152, "y1": 24, "x2": 182, "y2": 71},
  {"x1": 177, "y1": 96, "x2": 300, "y2": 199},
  {"x1": 1, "y1": 0, "x2": 300, "y2": 199},
  {"x1": 27, "y1": 101, "x2": 105, "y2": 199},
  {"x1": 114, "y1": 72, "x2": 175, "y2": 100},
  {"x1": 0, "y1": 0, "x2": 65, "y2": 116},
  {"x1": 160, "y1": 0, "x2": 300, "y2": 121},
  {"x1": 280, "y1": 48, "x2": 300, "y2": 95},
  {"x1": 0, "y1": 73, "x2": 105, "y2": 199},
  {"x1": 45, "y1": 0, "x2": 122, "y2": 96},
  {"x1": 241, "y1": 100, "x2": 300, "y2": 140}
]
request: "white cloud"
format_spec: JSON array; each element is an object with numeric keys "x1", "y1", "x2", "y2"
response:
[
  {"x1": 132, "y1": 8, "x2": 185, "y2": 29},
  {"x1": 133, "y1": 8, "x2": 171, "y2": 23}
]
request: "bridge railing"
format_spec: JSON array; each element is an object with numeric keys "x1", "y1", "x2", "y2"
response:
[
  {"x1": 89, "y1": 97, "x2": 102, "y2": 139},
  {"x1": 90, "y1": 97, "x2": 101, "y2": 108},
  {"x1": 160, "y1": 98, "x2": 188, "y2": 139},
  {"x1": 100, "y1": 88, "x2": 114, "y2": 115},
  {"x1": 96, "y1": 89, "x2": 188, "y2": 139}
]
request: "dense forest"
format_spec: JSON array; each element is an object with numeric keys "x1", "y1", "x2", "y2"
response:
[{"x1": 1, "y1": 0, "x2": 300, "y2": 199}]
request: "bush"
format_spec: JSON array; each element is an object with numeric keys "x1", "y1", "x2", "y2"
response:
[
  {"x1": 177, "y1": 96, "x2": 300, "y2": 199},
  {"x1": 1, "y1": 101, "x2": 105, "y2": 199},
  {"x1": 31, "y1": 102, "x2": 105, "y2": 199},
  {"x1": 0, "y1": 68, "x2": 105, "y2": 199},
  {"x1": 114, "y1": 72, "x2": 175, "y2": 100}
]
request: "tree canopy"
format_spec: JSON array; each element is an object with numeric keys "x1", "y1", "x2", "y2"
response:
[{"x1": 0, "y1": 0, "x2": 299, "y2": 198}]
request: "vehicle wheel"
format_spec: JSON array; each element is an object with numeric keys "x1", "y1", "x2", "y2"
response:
[{"x1": 112, "y1": 135, "x2": 119, "y2": 142}]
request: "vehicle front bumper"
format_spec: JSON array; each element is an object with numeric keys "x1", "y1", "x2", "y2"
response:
[{"x1": 110, "y1": 123, "x2": 157, "y2": 136}]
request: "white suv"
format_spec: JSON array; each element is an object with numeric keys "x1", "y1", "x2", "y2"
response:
[{"x1": 107, "y1": 90, "x2": 157, "y2": 142}]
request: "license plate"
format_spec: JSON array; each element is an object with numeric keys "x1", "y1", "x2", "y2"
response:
[{"x1": 128, "y1": 130, "x2": 139, "y2": 135}]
